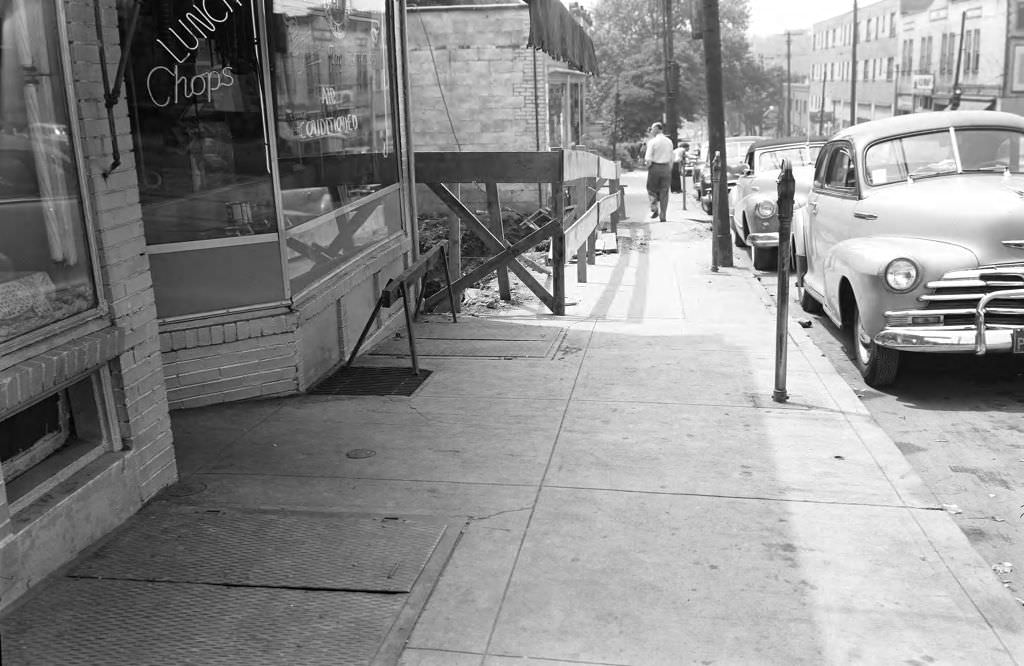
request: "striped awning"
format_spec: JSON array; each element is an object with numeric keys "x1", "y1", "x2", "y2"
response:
[{"x1": 525, "y1": 0, "x2": 598, "y2": 75}]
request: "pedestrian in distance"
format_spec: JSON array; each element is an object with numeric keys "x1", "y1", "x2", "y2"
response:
[{"x1": 644, "y1": 122, "x2": 673, "y2": 222}]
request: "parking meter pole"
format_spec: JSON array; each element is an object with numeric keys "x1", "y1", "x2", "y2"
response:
[
  {"x1": 710, "y1": 151, "x2": 721, "y2": 271},
  {"x1": 773, "y1": 160, "x2": 796, "y2": 403},
  {"x1": 682, "y1": 161, "x2": 688, "y2": 211}
]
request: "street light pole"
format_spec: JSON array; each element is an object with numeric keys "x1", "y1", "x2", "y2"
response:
[
  {"x1": 786, "y1": 31, "x2": 792, "y2": 136},
  {"x1": 850, "y1": 0, "x2": 858, "y2": 126}
]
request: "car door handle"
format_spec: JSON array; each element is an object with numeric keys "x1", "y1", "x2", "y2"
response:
[
  {"x1": 854, "y1": 212, "x2": 878, "y2": 220},
  {"x1": 809, "y1": 201, "x2": 818, "y2": 212},
  {"x1": 751, "y1": 186, "x2": 760, "y2": 192}
]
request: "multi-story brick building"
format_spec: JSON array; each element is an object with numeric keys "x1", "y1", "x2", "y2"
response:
[{"x1": 793, "y1": 0, "x2": 900, "y2": 136}]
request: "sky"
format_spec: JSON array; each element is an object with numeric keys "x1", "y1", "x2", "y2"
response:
[{"x1": 746, "y1": 0, "x2": 881, "y2": 36}]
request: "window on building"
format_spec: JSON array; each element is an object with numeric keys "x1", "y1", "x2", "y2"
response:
[
  {"x1": 866, "y1": 18, "x2": 872, "y2": 41},
  {"x1": 890, "y1": 12, "x2": 897, "y2": 37},
  {"x1": 1018, "y1": 2, "x2": 1024, "y2": 31},
  {"x1": 971, "y1": 29, "x2": 980, "y2": 74},
  {"x1": 887, "y1": 56, "x2": 895, "y2": 81},
  {"x1": 939, "y1": 33, "x2": 948, "y2": 75},
  {"x1": 120, "y1": 0, "x2": 286, "y2": 318},
  {"x1": 269, "y1": 0, "x2": 403, "y2": 295},
  {"x1": 0, "y1": 0, "x2": 98, "y2": 344}
]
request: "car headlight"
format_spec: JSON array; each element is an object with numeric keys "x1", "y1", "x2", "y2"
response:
[
  {"x1": 754, "y1": 200, "x2": 777, "y2": 219},
  {"x1": 884, "y1": 258, "x2": 920, "y2": 292}
]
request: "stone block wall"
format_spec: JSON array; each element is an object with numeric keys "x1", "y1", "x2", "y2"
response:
[{"x1": 407, "y1": 4, "x2": 550, "y2": 213}]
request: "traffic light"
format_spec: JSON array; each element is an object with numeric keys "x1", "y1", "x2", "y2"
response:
[{"x1": 950, "y1": 86, "x2": 963, "y2": 110}]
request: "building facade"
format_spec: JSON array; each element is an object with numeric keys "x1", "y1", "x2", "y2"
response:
[
  {"x1": 897, "y1": 0, "x2": 1006, "y2": 113},
  {"x1": 0, "y1": 0, "x2": 420, "y2": 610},
  {"x1": 799, "y1": 0, "x2": 901, "y2": 136},
  {"x1": 405, "y1": 0, "x2": 592, "y2": 211}
]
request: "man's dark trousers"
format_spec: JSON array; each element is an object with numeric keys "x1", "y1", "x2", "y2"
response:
[{"x1": 646, "y1": 163, "x2": 671, "y2": 221}]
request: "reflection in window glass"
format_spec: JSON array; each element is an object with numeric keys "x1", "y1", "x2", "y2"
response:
[
  {"x1": 957, "y1": 129, "x2": 1024, "y2": 173},
  {"x1": 548, "y1": 83, "x2": 564, "y2": 148},
  {"x1": 0, "y1": 0, "x2": 97, "y2": 344},
  {"x1": 269, "y1": 0, "x2": 402, "y2": 292},
  {"x1": 120, "y1": 0, "x2": 279, "y2": 245},
  {"x1": 569, "y1": 81, "x2": 582, "y2": 145},
  {"x1": 270, "y1": 0, "x2": 398, "y2": 216}
]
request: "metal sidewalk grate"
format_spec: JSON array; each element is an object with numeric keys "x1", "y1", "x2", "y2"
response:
[{"x1": 309, "y1": 366, "x2": 432, "y2": 396}]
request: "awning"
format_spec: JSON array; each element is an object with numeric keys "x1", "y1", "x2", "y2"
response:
[
  {"x1": 956, "y1": 98, "x2": 996, "y2": 111},
  {"x1": 525, "y1": 0, "x2": 598, "y2": 75}
]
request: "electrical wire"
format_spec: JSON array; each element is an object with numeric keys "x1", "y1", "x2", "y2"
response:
[{"x1": 417, "y1": 11, "x2": 461, "y2": 151}]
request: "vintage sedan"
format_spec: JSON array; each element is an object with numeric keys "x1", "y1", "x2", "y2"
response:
[
  {"x1": 695, "y1": 135, "x2": 764, "y2": 214},
  {"x1": 729, "y1": 137, "x2": 823, "y2": 270},
  {"x1": 795, "y1": 110, "x2": 1024, "y2": 387}
]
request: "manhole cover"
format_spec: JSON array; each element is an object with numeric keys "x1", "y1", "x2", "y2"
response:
[
  {"x1": 346, "y1": 449, "x2": 376, "y2": 459},
  {"x1": 162, "y1": 479, "x2": 208, "y2": 498},
  {"x1": 309, "y1": 366, "x2": 432, "y2": 397}
]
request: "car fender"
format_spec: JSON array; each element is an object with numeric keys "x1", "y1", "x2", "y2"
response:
[{"x1": 822, "y1": 236, "x2": 979, "y2": 335}]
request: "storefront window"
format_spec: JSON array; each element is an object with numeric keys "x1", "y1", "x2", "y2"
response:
[
  {"x1": 548, "y1": 82, "x2": 565, "y2": 148},
  {"x1": 269, "y1": 0, "x2": 402, "y2": 292},
  {"x1": 121, "y1": 0, "x2": 286, "y2": 318},
  {"x1": 0, "y1": 0, "x2": 97, "y2": 344}
]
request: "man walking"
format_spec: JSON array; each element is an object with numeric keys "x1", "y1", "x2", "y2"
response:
[{"x1": 644, "y1": 122, "x2": 673, "y2": 222}]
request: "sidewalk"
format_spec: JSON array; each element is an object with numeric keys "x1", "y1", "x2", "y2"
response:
[{"x1": 4, "y1": 171, "x2": 1024, "y2": 665}]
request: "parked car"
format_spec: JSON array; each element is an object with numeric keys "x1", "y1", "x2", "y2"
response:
[
  {"x1": 729, "y1": 137, "x2": 824, "y2": 270},
  {"x1": 695, "y1": 135, "x2": 764, "y2": 214},
  {"x1": 794, "y1": 110, "x2": 1024, "y2": 387}
]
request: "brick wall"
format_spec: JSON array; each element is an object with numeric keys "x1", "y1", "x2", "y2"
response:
[
  {"x1": 69, "y1": 0, "x2": 176, "y2": 499},
  {"x1": 160, "y1": 314, "x2": 300, "y2": 409},
  {"x1": 0, "y1": 0, "x2": 175, "y2": 611}
]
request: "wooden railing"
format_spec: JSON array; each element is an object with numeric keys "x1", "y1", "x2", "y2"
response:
[{"x1": 415, "y1": 148, "x2": 624, "y2": 315}]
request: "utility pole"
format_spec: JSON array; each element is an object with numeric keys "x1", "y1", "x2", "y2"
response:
[
  {"x1": 786, "y1": 31, "x2": 792, "y2": 136},
  {"x1": 850, "y1": 0, "x2": 858, "y2": 126},
  {"x1": 950, "y1": 11, "x2": 966, "y2": 109},
  {"x1": 701, "y1": 0, "x2": 732, "y2": 268},
  {"x1": 664, "y1": 0, "x2": 680, "y2": 191},
  {"x1": 818, "y1": 72, "x2": 827, "y2": 135},
  {"x1": 612, "y1": 76, "x2": 619, "y2": 159}
]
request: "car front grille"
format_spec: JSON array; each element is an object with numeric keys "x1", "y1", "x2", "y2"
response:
[{"x1": 919, "y1": 268, "x2": 1024, "y2": 325}]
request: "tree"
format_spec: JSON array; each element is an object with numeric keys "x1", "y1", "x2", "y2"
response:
[{"x1": 586, "y1": 0, "x2": 783, "y2": 145}]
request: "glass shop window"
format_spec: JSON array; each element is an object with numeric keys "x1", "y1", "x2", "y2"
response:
[
  {"x1": 0, "y1": 0, "x2": 97, "y2": 345},
  {"x1": 268, "y1": 0, "x2": 403, "y2": 294},
  {"x1": 548, "y1": 82, "x2": 565, "y2": 148},
  {"x1": 119, "y1": 0, "x2": 286, "y2": 319}
]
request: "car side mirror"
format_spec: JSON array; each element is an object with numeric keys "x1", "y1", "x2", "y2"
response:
[{"x1": 742, "y1": 166, "x2": 753, "y2": 176}]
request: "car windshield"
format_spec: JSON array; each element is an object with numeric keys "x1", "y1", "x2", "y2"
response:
[
  {"x1": 757, "y1": 144, "x2": 822, "y2": 171},
  {"x1": 865, "y1": 128, "x2": 1024, "y2": 185},
  {"x1": 726, "y1": 141, "x2": 754, "y2": 165}
]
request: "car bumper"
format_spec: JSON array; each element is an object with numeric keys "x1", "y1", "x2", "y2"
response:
[
  {"x1": 877, "y1": 288, "x2": 1024, "y2": 354},
  {"x1": 874, "y1": 326, "x2": 1024, "y2": 354},
  {"x1": 745, "y1": 232, "x2": 778, "y2": 248}
]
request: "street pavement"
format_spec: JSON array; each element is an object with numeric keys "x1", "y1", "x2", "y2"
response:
[{"x1": 5, "y1": 170, "x2": 1024, "y2": 665}]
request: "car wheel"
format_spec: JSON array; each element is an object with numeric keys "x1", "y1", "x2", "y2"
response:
[
  {"x1": 733, "y1": 216, "x2": 748, "y2": 247},
  {"x1": 752, "y1": 246, "x2": 778, "y2": 271},
  {"x1": 851, "y1": 300, "x2": 900, "y2": 387}
]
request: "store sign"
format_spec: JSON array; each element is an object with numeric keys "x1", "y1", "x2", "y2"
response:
[
  {"x1": 147, "y1": 65, "x2": 235, "y2": 107},
  {"x1": 156, "y1": 0, "x2": 247, "y2": 65},
  {"x1": 912, "y1": 74, "x2": 934, "y2": 92},
  {"x1": 296, "y1": 113, "x2": 360, "y2": 139}
]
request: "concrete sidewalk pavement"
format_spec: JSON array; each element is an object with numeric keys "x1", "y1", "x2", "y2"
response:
[{"x1": 4, "y1": 169, "x2": 1024, "y2": 665}]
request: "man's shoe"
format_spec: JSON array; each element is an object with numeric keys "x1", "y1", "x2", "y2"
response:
[
  {"x1": 650, "y1": 211, "x2": 658, "y2": 219},
  {"x1": 660, "y1": 218, "x2": 667, "y2": 222}
]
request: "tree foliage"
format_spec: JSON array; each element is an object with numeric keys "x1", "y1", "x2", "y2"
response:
[{"x1": 586, "y1": 0, "x2": 784, "y2": 144}]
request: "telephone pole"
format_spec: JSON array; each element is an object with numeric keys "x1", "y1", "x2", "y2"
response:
[
  {"x1": 950, "y1": 11, "x2": 966, "y2": 109},
  {"x1": 664, "y1": 0, "x2": 680, "y2": 190},
  {"x1": 850, "y1": 0, "x2": 858, "y2": 126},
  {"x1": 818, "y1": 72, "x2": 827, "y2": 135},
  {"x1": 786, "y1": 31, "x2": 792, "y2": 136},
  {"x1": 701, "y1": 0, "x2": 732, "y2": 268}
]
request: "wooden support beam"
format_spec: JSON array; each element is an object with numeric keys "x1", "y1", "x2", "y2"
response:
[
  {"x1": 426, "y1": 182, "x2": 556, "y2": 313},
  {"x1": 486, "y1": 181, "x2": 511, "y2": 301},
  {"x1": 551, "y1": 181, "x2": 566, "y2": 315},
  {"x1": 415, "y1": 152, "x2": 561, "y2": 183},
  {"x1": 448, "y1": 214, "x2": 462, "y2": 312},
  {"x1": 423, "y1": 221, "x2": 560, "y2": 311}
]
